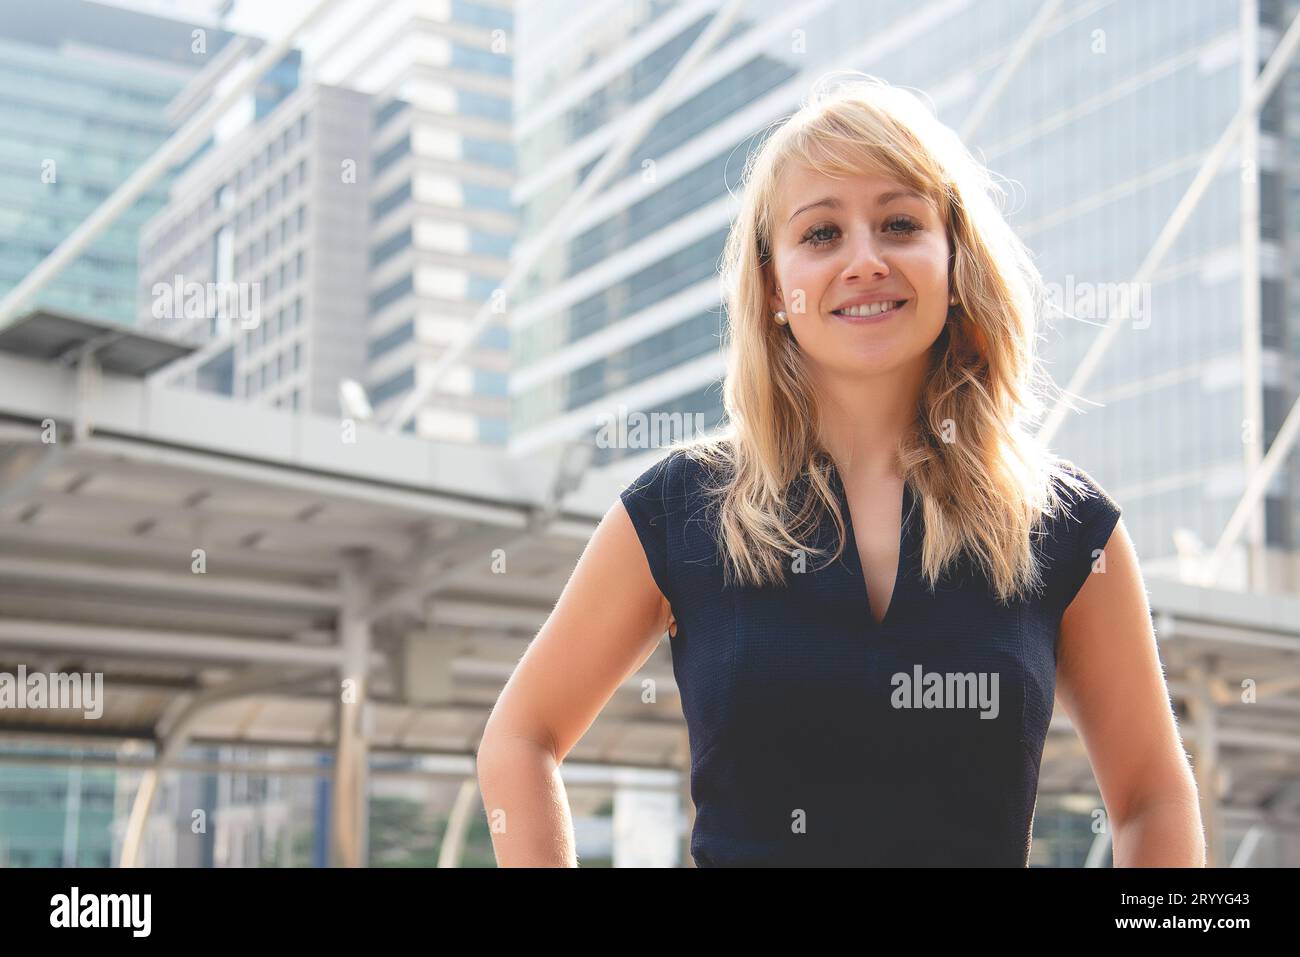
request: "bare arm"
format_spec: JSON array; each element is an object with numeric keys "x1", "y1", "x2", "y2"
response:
[
  {"x1": 475, "y1": 497, "x2": 672, "y2": 866},
  {"x1": 1054, "y1": 517, "x2": 1206, "y2": 866}
]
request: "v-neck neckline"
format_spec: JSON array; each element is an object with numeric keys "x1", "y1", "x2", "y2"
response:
[{"x1": 826, "y1": 461, "x2": 914, "y2": 631}]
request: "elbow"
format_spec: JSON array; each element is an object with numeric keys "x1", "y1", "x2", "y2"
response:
[{"x1": 476, "y1": 727, "x2": 558, "y2": 779}]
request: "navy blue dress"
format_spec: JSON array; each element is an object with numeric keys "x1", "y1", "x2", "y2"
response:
[{"x1": 619, "y1": 447, "x2": 1123, "y2": 867}]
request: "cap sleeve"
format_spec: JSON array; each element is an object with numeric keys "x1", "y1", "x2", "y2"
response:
[
  {"x1": 618, "y1": 451, "x2": 682, "y2": 604},
  {"x1": 1050, "y1": 460, "x2": 1123, "y2": 613}
]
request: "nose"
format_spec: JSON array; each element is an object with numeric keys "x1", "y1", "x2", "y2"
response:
[{"x1": 842, "y1": 228, "x2": 890, "y2": 281}]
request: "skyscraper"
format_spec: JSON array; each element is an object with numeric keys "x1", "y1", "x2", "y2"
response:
[
  {"x1": 138, "y1": 0, "x2": 516, "y2": 441},
  {"x1": 510, "y1": 0, "x2": 1300, "y2": 591},
  {"x1": 0, "y1": 0, "x2": 238, "y2": 327},
  {"x1": 139, "y1": 81, "x2": 373, "y2": 417}
]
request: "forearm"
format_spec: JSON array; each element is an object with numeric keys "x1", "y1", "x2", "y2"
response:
[
  {"x1": 476, "y1": 734, "x2": 578, "y2": 867},
  {"x1": 1111, "y1": 797, "x2": 1206, "y2": 867}
]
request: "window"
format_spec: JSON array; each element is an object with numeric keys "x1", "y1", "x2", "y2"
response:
[
  {"x1": 372, "y1": 180, "x2": 411, "y2": 219},
  {"x1": 214, "y1": 225, "x2": 233, "y2": 283},
  {"x1": 370, "y1": 367, "x2": 415, "y2": 404},
  {"x1": 367, "y1": 319, "x2": 413, "y2": 359},
  {"x1": 374, "y1": 97, "x2": 409, "y2": 130},
  {"x1": 370, "y1": 228, "x2": 411, "y2": 266},
  {"x1": 373, "y1": 135, "x2": 409, "y2": 174},
  {"x1": 369, "y1": 273, "x2": 412, "y2": 312},
  {"x1": 293, "y1": 342, "x2": 302, "y2": 370}
]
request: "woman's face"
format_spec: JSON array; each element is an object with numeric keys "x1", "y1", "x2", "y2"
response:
[{"x1": 766, "y1": 165, "x2": 952, "y2": 374}]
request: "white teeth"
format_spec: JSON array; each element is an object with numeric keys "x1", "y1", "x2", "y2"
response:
[{"x1": 834, "y1": 300, "x2": 902, "y2": 317}]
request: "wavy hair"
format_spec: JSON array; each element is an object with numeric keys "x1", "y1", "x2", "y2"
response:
[{"x1": 659, "y1": 73, "x2": 1089, "y2": 604}]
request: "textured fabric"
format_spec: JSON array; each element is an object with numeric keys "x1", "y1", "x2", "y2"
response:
[{"x1": 619, "y1": 448, "x2": 1122, "y2": 867}]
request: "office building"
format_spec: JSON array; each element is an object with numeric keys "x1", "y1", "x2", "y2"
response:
[{"x1": 510, "y1": 0, "x2": 1300, "y2": 589}]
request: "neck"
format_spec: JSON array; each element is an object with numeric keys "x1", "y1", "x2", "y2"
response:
[{"x1": 813, "y1": 357, "x2": 927, "y2": 482}]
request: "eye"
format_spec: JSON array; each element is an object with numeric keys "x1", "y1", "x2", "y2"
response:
[
  {"x1": 800, "y1": 224, "x2": 839, "y2": 248},
  {"x1": 884, "y1": 215, "x2": 922, "y2": 235},
  {"x1": 799, "y1": 216, "x2": 922, "y2": 249}
]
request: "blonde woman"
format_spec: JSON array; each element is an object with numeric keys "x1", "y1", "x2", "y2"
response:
[{"x1": 476, "y1": 74, "x2": 1204, "y2": 867}]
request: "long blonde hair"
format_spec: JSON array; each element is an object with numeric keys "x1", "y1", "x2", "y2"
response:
[{"x1": 661, "y1": 73, "x2": 1089, "y2": 604}]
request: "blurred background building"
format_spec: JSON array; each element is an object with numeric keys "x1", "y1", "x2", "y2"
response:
[
  {"x1": 509, "y1": 0, "x2": 1300, "y2": 593},
  {"x1": 0, "y1": 0, "x2": 238, "y2": 325},
  {"x1": 1, "y1": 0, "x2": 1299, "y2": 868},
  {"x1": 140, "y1": 82, "x2": 372, "y2": 416}
]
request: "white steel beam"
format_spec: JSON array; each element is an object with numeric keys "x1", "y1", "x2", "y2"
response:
[{"x1": 1037, "y1": 8, "x2": 1300, "y2": 447}]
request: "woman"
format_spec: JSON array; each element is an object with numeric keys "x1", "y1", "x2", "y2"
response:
[{"x1": 476, "y1": 74, "x2": 1204, "y2": 867}]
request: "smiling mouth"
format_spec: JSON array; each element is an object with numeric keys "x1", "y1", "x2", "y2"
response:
[{"x1": 831, "y1": 299, "x2": 908, "y2": 320}]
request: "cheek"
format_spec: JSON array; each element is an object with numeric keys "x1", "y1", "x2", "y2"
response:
[
  {"x1": 901, "y1": 242, "x2": 951, "y2": 292},
  {"x1": 782, "y1": 257, "x2": 834, "y2": 308}
]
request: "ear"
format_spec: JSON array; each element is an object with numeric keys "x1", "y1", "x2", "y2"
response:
[{"x1": 765, "y1": 270, "x2": 783, "y2": 314}]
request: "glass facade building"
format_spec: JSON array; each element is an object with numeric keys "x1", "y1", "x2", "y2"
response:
[
  {"x1": 511, "y1": 0, "x2": 1300, "y2": 588},
  {"x1": 144, "y1": 0, "x2": 518, "y2": 444},
  {"x1": 0, "y1": 0, "x2": 237, "y2": 327}
]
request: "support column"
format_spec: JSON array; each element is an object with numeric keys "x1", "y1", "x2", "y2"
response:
[
  {"x1": 331, "y1": 551, "x2": 372, "y2": 867},
  {"x1": 1239, "y1": 0, "x2": 1268, "y2": 592},
  {"x1": 1187, "y1": 660, "x2": 1224, "y2": 867}
]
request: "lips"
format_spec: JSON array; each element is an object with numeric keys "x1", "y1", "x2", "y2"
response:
[{"x1": 831, "y1": 299, "x2": 908, "y2": 320}]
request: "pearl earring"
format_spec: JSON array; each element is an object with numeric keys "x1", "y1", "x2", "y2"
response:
[{"x1": 773, "y1": 310, "x2": 788, "y2": 325}]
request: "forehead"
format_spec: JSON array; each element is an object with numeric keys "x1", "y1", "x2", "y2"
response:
[{"x1": 777, "y1": 165, "x2": 929, "y2": 219}]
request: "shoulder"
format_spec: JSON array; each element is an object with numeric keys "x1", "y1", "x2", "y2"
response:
[
  {"x1": 616, "y1": 443, "x2": 730, "y2": 606},
  {"x1": 1037, "y1": 456, "x2": 1124, "y2": 612},
  {"x1": 620, "y1": 442, "x2": 729, "y2": 510},
  {"x1": 1047, "y1": 457, "x2": 1122, "y2": 530}
]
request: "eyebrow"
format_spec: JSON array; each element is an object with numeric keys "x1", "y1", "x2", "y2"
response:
[{"x1": 786, "y1": 190, "x2": 926, "y2": 225}]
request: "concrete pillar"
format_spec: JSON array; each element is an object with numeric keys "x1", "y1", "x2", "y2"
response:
[
  {"x1": 1187, "y1": 660, "x2": 1223, "y2": 866},
  {"x1": 331, "y1": 551, "x2": 372, "y2": 867}
]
